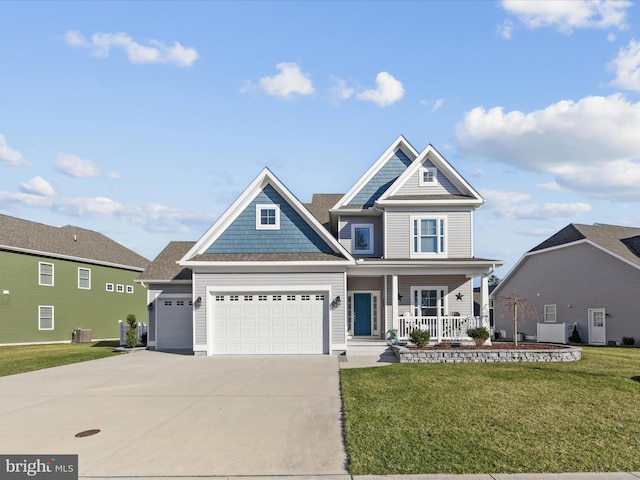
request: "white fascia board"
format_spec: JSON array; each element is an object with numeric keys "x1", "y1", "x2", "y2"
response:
[
  {"x1": 180, "y1": 168, "x2": 353, "y2": 264},
  {"x1": 332, "y1": 136, "x2": 419, "y2": 209},
  {"x1": 376, "y1": 199, "x2": 483, "y2": 208},
  {"x1": 380, "y1": 145, "x2": 483, "y2": 202},
  {"x1": 180, "y1": 169, "x2": 268, "y2": 262},
  {"x1": 181, "y1": 260, "x2": 354, "y2": 268},
  {"x1": 134, "y1": 279, "x2": 192, "y2": 285},
  {"x1": 0, "y1": 244, "x2": 146, "y2": 271},
  {"x1": 347, "y1": 263, "x2": 498, "y2": 277}
]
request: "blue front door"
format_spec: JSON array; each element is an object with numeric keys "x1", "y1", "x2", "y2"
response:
[{"x1": 354, "y1": 293, "x2": 372, "y2": 336}]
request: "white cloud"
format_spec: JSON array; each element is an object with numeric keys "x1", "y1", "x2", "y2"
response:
[
  {"x1": 609, "y1": 39, "x2": 640, "y2": 92},
  {"x1": 20, "y1": 177, "x2": 55, "y2": 197},
  {"x1": 357, "y1": 72, "x2": 405, "y2": 107},
  {"x1": 455, "y1": 94, "x2": 640, "y2": 200},
  {"x1": 328, "y1": 76, "x2": 354, "y2": 103},
  {"x1": 55, "y1": 153, "x2": 119, "y2": 179},
  {"x1": 432, "y1": 98, "x2": 445, "y2": 112},
  {"x1": 0, "y1": 189, "x2": 215, "y2": 233},
  {"x1": 64, "y1": 31, "x2": 199, "y2": 67},
  {"x1": 501, "y1": 0, "x2": 630, "y2": 34},
  {"x1": 481, "y1": 189, "x2": 591, "y2": 220},
  {"x1": 258, "y1": 63, "x2": 315, "y2": 98},
  {"x1": 537, "y1": 182, "x2": 562, "y2": 191},
  {"x1": 0, "y1": 134, "x2": 29, "y2": 166},
  {"x1": 498, "y1": 19, "x2": 515, "y2": 39}
]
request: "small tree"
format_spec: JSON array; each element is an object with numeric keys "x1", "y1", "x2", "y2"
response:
[
  {"x1": 495, "y1": 294, "x2": 540, "y2": 346},
  {"x1": 125, "y1": 313, "x2": 139, "y2": 348},
  {"x1": 409, "y1": 328, "x2": 430, "y2": 347},
  {"x1": 487, "y1": 274, "x2": 501, "y2": 288}
]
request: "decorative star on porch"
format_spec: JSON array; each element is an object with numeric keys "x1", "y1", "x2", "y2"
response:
[{"x1": 455, "y1": 292, "x2": 464, "y2": 301}]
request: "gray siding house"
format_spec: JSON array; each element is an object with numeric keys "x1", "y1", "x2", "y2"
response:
[
  {"x1": 492, "y1": 223, "x2": 640, "y2": 345},
  {"x1": 137, "y1": 136, "x2": 502, "y2": 355}
]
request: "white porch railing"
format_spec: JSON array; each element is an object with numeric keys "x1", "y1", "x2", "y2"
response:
[{"x1": 398, "y1": 315, "x2": 490, "y2": 342}]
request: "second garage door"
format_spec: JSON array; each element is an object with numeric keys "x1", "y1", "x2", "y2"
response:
[
  {"x1": 157, "y1": 297, "x2": 193, "y2": 351},
  {"x1": 212, "y1": 292, "x2": 326, "y2": 354}
]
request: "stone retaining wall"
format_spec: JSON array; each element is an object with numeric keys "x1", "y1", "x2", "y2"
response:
[{"x1": 391, "y1": 345, "x2": 581, "y2": 363}]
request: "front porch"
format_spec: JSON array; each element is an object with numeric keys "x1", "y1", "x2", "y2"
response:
[{"x1": 397, "y1": 314, "x2": 490, "y2": 342}]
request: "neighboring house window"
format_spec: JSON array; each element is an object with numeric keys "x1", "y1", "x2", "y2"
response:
[
  {"x1": 126, "y1": 285, "x2": 134, "y2": 294},
  {"x1": 411, "y1": 287, "x2": 448, "y2": 317},
  {"x1": 351, "y1": 224, "x2": 374, "y2": 254},
  {"x1": 116, "y1": 284, "x2": 124, "y2": 293},
  {"x1": 544, "y1": 304, "x2": 557, "y2": 323},
  {"x1": 39, "y1": 262, "x2": 54, "y2": 286},
  {"x1": 411, "y1": 217, "x2": 446, "y2": 255},
  {"x1": 39, "y1": 306, "x2": 54, "y2": 330},
  {"x1": 256, "y1": 204, "x2": 280, "y2": 230},
  {"x1": 78, "y1": 268, "x2": 91, "y2": 289},
  {"x1": 419, "y1": 167, "x2": 438, "y2": 186},
  {"x1": 106, "y1": 283, "x2": 114, "y2": 292}
]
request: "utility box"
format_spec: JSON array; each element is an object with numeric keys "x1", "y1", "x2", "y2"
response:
[{"x1": 73, "y1": 328, "x2": 92, "y2": 343}]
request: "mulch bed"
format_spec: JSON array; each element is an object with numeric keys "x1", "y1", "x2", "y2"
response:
[{"x1": 407, "y1": 342, "x2": 568, "y2": 350}]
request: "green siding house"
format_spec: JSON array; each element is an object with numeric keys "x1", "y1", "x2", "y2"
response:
[{"x1": 0, "y1": 214, "x2": 149, "y2": 345}]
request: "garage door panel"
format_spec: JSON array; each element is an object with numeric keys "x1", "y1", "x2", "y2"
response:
[
  {"x1": 212, "y1": 292, "x2": 325, "y2": 354},
  {"x1": 158, "y1": 298, "x2": 193, "y2": 351}
]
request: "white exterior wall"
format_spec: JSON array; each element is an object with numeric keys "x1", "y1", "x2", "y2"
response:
[{"x1": 192, "y1": 270, "x2": 346, "y2": 354}]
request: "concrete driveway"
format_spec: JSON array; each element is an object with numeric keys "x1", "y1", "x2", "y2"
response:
[{"x1": 0, "y1": 350, "x2": 348, "y2": 477}]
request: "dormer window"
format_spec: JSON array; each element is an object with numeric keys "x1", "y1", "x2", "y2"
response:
[
  {"x1": 351, "y1": 224, "x2": 374, "y2": 254},
  {"x1": 419, "y1": 167, "x2": 438, "y2": 186},
  {"x1": 256, "y1": 204, "x2": 280, "y2": 230}
]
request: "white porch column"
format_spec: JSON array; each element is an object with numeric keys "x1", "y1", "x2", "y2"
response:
[
  {"x1": 391, "y1": 274, "x2": 398, "y2": 333},
  {"x1": 480, "y1": 275, "x2": 489, "y2": 319}
]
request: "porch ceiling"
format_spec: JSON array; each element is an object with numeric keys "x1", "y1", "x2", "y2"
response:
[{"x1": 347, "y1": 258, "x2": 502, "y2": 277}]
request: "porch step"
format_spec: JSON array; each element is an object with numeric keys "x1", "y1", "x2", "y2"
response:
[{"x1": 346, "y1": 340, "x2": 394, "y2": 356}]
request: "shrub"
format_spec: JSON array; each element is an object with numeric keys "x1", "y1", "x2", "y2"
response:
[
  {"x1": 569, "y1": 325, "x2": 582, "y2": 343},
  {"x1": 622, "y1": 336, "x2": 635, "y2": 346},
  {"x1": 409, "y1": 328, "x2": 430, "y2": 347},
  {"x1": 467, "y1": 326, "x2": 490, "y2": 340},
  {"x1": 125, "y1": 313, "x2": 138, "y2": 348}
]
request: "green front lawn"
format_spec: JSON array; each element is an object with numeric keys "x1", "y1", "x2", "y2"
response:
[
  {"x1": 0, "y1": 341, "x2": 121, "y2": 377},
  {"x1": 340, "y1": 347, "x2": 640, "y2": 475}
]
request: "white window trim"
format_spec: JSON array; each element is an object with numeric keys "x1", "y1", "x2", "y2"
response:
[
  {"x1": 351, "y1": 223, "x2": 374, "y2": 255},
  {"x1": 410, "y1": 216, "x2": 447, "y2": 257},
  {"x1": 116, "y1": 284, "x2": 124, "y2": 293},
  {"x1": 419, "y1": 166, "x2": 438, "y2": 186},
  {"x1": 544, "y1": 304, "x2": 557, "y2": 323},
  {"x1": 39, "y1": 305, "x2": 54, "y2": 330},
  {"x1": 78, "y1": 267, "x2": 91, "y2": 290},
  {"x1": 106, "y1": 283, "x2": 114, "y2": 292},
  {"x1": 410, "y1": 286, "x2": 449, "y2": 317},
  {"x1": 126, "y1": 285, "x2": 134, "y2": 294},
  {"x1": 256, "y1": 204, "x2": 280, "y2": 230},
  {"x1": 39, "y1": 262, "x2": 54, "y2": 287}
]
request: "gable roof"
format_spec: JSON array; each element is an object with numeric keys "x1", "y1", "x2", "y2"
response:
[
  {"x1": 378, "y1": 144, "x2": 484, "y2": 207},
  {"x1": 332, "y1": 135, "x2": 420, "y2": 210},
  {"x1": 136, "y1": 241, "x2": 194, "y2": 282},
  {"x1": 492, "y1": 223, "x2": 640, "y2": 298},
  {"x1": 180, "y1": 168, "x2": 353, "y2": 266},
  {"x1": 0, "y1": 213, "x2": 149, "y2": 270}
]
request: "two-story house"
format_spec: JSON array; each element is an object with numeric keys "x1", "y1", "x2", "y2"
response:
[
  {"x1": 0, "y1": 214, "x2": 149, "y2": 345},
  {"x1": 137, "y1": 136, "x2": 502, "y2": 355}
]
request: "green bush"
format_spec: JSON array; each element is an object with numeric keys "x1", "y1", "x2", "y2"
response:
[
  {"x1": 569, "y1": 325, "x2": 582, "y2": 343},
  {"x1": 125, "y1": 313, "x2": 138, "y2": 348},
  {"x1": 467, "y1": 326, "x2": 490, "y2": 340},
  {"x1": 622, "y1": 336, "x2": 635, "y2": 346},
  {"x1": 409, "y1": 328, "x2": 430, "y2": 347}
]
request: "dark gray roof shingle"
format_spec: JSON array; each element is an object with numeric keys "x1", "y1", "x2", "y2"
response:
[
  {"x1": 0, "y1": 214, "x2": 149, "y2": 270},
  {"x1": 137, "y1": 241, "x2": 194, "y2": 282},
  {"x1": 304, "y1": 194, "x2": 343, "y2": 229},
  {"x1": 530, "y1": 223, "x2": 640, "y2": 266}
]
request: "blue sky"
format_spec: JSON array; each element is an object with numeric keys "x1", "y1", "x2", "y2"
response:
[{"x1": 2, "y1": 0, "x2": 640, "y2": 276}]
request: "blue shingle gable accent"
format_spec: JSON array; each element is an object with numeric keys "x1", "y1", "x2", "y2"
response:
[
  {"x1": 348, "y1": 149, "x2": 412, "y2": 207},
  {"x1": 205, "y1": 185, "x2": 335, "y2": 254}
]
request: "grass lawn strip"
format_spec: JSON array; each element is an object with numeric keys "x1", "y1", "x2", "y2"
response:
[
  {"x1": 0, "y1": 341, "x2": 121, "y2": 377},
  {"x1": 340, "y1": 346, "x2": 640, "y2": 475}
]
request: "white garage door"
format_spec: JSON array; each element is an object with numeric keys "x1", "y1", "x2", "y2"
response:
[
  {"x1": 157, "y1": 298, "x2": 193, "y2": 351},
  {"x1": 212, "y1": 293, "x2": 326, "y2": 354}
]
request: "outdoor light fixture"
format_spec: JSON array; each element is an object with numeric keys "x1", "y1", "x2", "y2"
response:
[
  {"x1": 2, "y1": 290, "x2": 8, "y2": 296},
  {"x1": 397, "y1": 294, "x2": 403, "y2": 301},
  {"x1": 147, "y1": 303, "x2": 153, "y2": 311},
  {"x1": 330, "y1": 296, "x2": 341, "y2": 308},
  {"x1": 195, "y1": 296, "x2": 202, "y2": 308}
]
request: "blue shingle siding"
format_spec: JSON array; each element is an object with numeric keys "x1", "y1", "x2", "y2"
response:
[
  {"x1": 205, "y1": 185, "x2": 335, "y2": 254},
  {"x1": 348, "y1": 149, "x2": 412, "y2": 207}
]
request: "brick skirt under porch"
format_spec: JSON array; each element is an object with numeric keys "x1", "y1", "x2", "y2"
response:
[{"x1": 391, "y1": 344, "x2": 582, "y2": 363}]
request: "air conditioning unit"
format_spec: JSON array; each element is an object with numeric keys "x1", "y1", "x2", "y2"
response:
[{"x1": 73, "y1": 328, "x2": 92, "y2": 343}]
